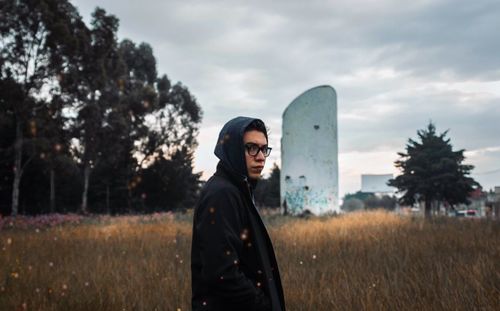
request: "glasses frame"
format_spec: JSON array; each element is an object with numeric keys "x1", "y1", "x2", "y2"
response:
[{"x1": 245, "y1": 143, "x2": 272, "y2": 157}]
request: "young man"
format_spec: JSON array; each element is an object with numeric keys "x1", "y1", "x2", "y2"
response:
[{"x1": 191, "y1": 117, "x2": 286, "y2": 311}]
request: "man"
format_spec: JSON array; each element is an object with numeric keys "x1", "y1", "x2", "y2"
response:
[{"x1": 191, "y1": 117, "x2": 286, "y2": 311}]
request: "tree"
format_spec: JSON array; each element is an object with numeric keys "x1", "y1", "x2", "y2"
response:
[
  {"x1": 134, "y1": 147, "x2": 201, "y2": 212},
  {"x1": 341, "y1": 197, "x2": 364, "y2": 212},
  {"x1": 343, "y1": 191, "x2": 373, "y2": 202},
  {"x1": 388, "y1": 122, "x2": 480, "y2": 218},
  {"x1": 341, "y1": 191, "x2": 397, "y2": 212},
  {"x1": 34, "y1": 96, "x2": 74, "y2": 213},
  {"x1": 64, "y1": 7, "x2": 123, "y2": 213},
  {"x1": 85, "y1": 38, "x2": 159, "y2": 213},
  {"x1": 136, "y1": 77, "x2": 202, "y2": 166},
  {"x1": 76, "y1": 37, "x2": 202, "y2": 213},
  {"x1": 0, "y1": 0, "x2": 86, "y2": 215},
  {"x1": 1, "y1": 3, "x2": 203, "y2": 215},
  {"x1": 254, "y1": 163, "x2": 280, "y2": 208}
]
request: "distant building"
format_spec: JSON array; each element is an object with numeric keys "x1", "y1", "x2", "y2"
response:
[{"x1": 361, "y1": 174, "x2": 395, "y2": 194}]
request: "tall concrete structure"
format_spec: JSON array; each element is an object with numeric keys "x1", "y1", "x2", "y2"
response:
[{"x1": 281, "y1": 85, "x2": 339, "y2": 215}]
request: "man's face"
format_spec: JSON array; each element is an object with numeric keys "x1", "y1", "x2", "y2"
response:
[{"x1": 243, "y1": 130, "x2": 267, "y2": 180}]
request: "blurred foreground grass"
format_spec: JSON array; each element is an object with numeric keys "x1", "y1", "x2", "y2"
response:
[{"x1": 0, "y1": 210, "x2": 499, "y2": 310}]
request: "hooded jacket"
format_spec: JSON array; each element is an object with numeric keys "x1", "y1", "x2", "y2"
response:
[{"x1": 191, "y1": 117, "x2": 286, "y2": 311}]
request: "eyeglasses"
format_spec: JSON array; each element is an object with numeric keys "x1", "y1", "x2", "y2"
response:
[{"x1": 245, "y1": 143, "x2": 272, "y2": 157}]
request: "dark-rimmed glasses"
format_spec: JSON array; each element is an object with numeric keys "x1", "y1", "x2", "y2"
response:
[{"x1": 245, "y1": 143, "x2": 272, "y2": 157}]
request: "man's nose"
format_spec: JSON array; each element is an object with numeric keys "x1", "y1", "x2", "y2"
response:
[{"x1": 255, "y1": 150, "x2": 266, "y2": 160}]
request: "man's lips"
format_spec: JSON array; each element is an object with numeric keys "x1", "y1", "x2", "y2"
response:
[{"x1": 252, "y1": 166, "x2": 264, "y2": 171}]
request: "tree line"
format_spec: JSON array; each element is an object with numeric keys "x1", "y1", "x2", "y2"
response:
[
  {"x1": 1, "y1": 0, "x2": 202, "y2": 216},
  {"x1": 342, "y1": 192, "x2": 397, "y2": 212}
]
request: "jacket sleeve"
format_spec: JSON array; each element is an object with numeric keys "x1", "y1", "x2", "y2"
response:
[{"x1": 195, "y1": 186, "x2": 260, "y2": 310}]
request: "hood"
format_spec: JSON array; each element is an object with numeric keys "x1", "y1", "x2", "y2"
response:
[{"x1": 214, "y1": 116, "x2": 267, "y2": 181}]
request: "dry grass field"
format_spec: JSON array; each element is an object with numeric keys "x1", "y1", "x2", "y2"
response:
[{"x1": 1, "y1": 211, "x2": 499, "y2": 310}]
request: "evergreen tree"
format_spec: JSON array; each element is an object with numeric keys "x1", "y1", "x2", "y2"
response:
[
  {"x1": 255, "y1": 163, "x2": 280, "y2": 208},
  {"x1": 134, "y1": 147, "x2": 201, "y2": 212},
  {"x1": 388, "y1": 122, "x2": 479, "y2": 218}
]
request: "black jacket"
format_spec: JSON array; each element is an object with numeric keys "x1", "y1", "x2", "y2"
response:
[{"x1": 191, "y1": 117, "x2": 286, "y2": 311}]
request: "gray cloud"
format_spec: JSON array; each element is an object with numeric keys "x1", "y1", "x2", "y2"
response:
[{"x1": 71, "y1": 0, "x2": 500, "y2": 193}]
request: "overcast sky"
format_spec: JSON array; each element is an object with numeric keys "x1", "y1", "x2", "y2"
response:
[{"x1": 72, "y1": 0, "x2": 500, "y2": 197}]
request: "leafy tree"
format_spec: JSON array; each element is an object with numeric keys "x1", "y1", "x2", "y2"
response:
[
  {"x1": 388, "y1": 122, "x2": 479, "y2": 218},
  {"x1": 78, "y1": 37, "x2": 202, "y2": 213},
  {"x1": 134, "y1": 147, "x2": 201, "y2": 212},
  {"x1": 0, "y1": 87, "x2": 17, "y2": 215},
  {"x1": 28, "y1": 96, "x2": 72, "y2": 213},
  {"x1": 1, "y1": 3, "x2": 203, "y2": 215},
  {"x1": 0, "y1": 0, "x2": 85, "y2": 215},
  {"x1": 137, "y1": 77, "x2": 202, "y2": 165},
  {"x1": 343, "y1": 191, "x2": 373, "y2": 202},
  {"x1": 66, "y1": 10, "x2": 202, "y2": 213},
  {"x1": 364, "y1": 194, "x2": 397, "y2": 210},
  {"x1": 64, "y1": 7, "x2": 123, "y2": 213},
  {"x1": 83, "y1": 38, "x2": 158, "y2": 213},
  {"x1": 341, "y1": 191, "x2": 396, "y2": 211},
  {"x1": 0, "y1": 94, "x2": 80, "y2": 215},
  {"x1": 341, "y1": 197, "x2": 364, "y2": 212}
]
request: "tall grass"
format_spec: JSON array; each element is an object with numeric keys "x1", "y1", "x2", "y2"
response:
[{"x1": 1, "y1": 211, "x2": 498, "y2": 310}]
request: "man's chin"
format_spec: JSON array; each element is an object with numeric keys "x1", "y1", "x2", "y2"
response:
[{"x1": 249, "y1": 173, "x2": 262, "y2": 180}]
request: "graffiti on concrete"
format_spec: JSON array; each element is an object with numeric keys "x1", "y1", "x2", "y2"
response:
[
  {"x1": 284, "y1": 175, "x2": 337, "y2": 215},
  {"x1": 284, "y1": 175, "x2": 305, "y2": 214}
]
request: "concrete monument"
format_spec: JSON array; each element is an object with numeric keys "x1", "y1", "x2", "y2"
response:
[{"x1": 281, "y1": 85, "x2": 339, "y2": 215}]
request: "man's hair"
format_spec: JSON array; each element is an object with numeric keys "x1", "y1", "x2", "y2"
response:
[{"x1": 245, "y1": 119, "x2": 268, "y2": 141}]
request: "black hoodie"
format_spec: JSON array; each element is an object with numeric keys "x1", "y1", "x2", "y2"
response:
[{"x1": 191, "y1": 117, "x2": 286, "y2": 311}]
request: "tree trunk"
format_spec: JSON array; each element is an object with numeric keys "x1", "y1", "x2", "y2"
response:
[
  {"x1": 127, "y1": 178, "x2": 133, "y2": 213},
  {"x1": 50, "y1": 168, "x2": 55, "y2": 213},
  {"x1": 11, "y1": 122, "x2": 23, "y2": 217},
  {"x1": 81, "y1": 164, "x2": 90, "y2": 214},
  {"x1": 127, "y1": 167, "x2": 133, "y2": 213},
  {"x1": 425, "y1": 199, "x2": 432, "y2": 219},
  {"x1": 282, "y1": 199, "x2": 288, "y2": 216},
  {"x1": 106, "y1": 184, "x2": 110, "y2": 214}
]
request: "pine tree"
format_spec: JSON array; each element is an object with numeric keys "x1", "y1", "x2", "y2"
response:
[
  {"x1": 254, "y1": 163, "x2": 280, "y2": 208},
  {"x1": 388, "y1": 122, "x2": 479, "y2": 218}
]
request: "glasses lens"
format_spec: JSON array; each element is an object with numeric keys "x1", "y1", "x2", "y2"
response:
[
  {"x1": 264, "y1": 147, "x2": 271, "y2": 157},
  {"x1": 246, "y1": 144, "x2": 271, "y2": 157},
  {"x1": 249, "y1": 144, "x2": 260, "y2": 156}
]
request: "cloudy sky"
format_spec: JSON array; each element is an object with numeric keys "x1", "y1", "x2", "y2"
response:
[{"x1": 72, "y1": 0, "x2": 500, "y2": 197}]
